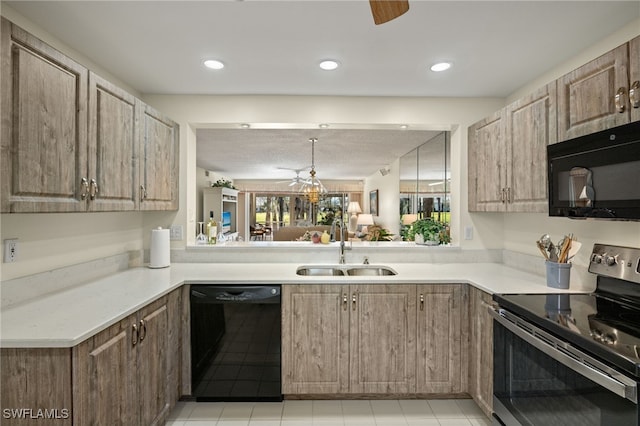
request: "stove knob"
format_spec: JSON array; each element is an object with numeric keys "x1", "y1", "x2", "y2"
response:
[
  {"x1": 592, "y1": 254, "x2": 603, "y2": 264},
  {"x1": 603, "y1": 334, "x2": 616, "y2": 345},
  {"x1": 605, "y1": 255, "x2": 618, "y2": 266}
]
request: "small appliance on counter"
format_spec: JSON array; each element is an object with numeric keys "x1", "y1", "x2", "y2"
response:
[{"x1": 149, "y1": 227, "x2": 170, "y2": 268}]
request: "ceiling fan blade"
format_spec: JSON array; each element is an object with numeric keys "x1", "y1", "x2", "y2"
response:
[{"x1": 369, "y1": 0, "x2": 409, "y2": 25}]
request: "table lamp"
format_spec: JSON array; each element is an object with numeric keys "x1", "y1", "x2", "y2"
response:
[{"x1": 347, "y1": 201, "x2": 362, "y2": 233}]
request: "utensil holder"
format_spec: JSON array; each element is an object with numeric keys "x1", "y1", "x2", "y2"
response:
[{"x1": 545, "y1": 261, "x2": 571, "y2": 289}]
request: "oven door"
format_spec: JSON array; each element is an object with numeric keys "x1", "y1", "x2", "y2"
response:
[{"x1": 491, "y1": 308, "x2": 639, "y2": 426}]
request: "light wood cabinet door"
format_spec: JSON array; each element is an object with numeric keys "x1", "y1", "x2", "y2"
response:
[
  {"x1": 73, "y1": 296, "x2": 172, "y2": 426},
  {"x1": 1, "y1": 348, "x2": 72, "y2": 426},
  {"x1": 630, "y1": 36, "x2": 640, "y2": 123},
  {"x1": 416, "y1": 284, "x2": 467, "y2": 394},
  {"x1": 137, "y1": 297, "x2": 170, "y2": 426},
  {"x1": 557, "y1": 44, "x2": 630, "y2": 141},
  {"x1": 73, "y1": 314, "x2": 137, "y2": 426},
  {"x1": 505, "y1": 82, "x2": 557, "y2": 213},
  {"x1": 282, "y1": 284, "x2": 350, "y2": 394},
  {"x1": 0, "y1": 18, "x2": 88, "y2": 213},
  {"x1": 468, "y1": 110, "x2": 507, "y2": 212},
  {"x1": 139, "y1": 104, "x2": 179, "y2": 211},
  {"x1": 349, "y1": 285, "x2": 417, "y2": 394},
  {"x1": 88, "y1": 72, "x2": 139, "y2": 211},
  {"x1": 469, "y1": 287, "x2": 493, "y2": 418}
]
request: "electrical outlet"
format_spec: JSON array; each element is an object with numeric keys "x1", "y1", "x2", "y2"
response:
[
  {"x1": 4, "y1": 239, "x2": 18, "y2": 263},
  {"x1": 170, "y1": 225, "x2": 183, "y2": 241}
]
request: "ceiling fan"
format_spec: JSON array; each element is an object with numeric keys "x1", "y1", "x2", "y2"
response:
[
  {"x1": 276, "y1": 167, "x2": 311, "y2": 187},
  {"x1": 369, "y1": 0, "x2": 410, "y2": 25}
]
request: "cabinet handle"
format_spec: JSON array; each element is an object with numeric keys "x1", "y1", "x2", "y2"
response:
[
  {"x1": 500, "y1": 188, "x2": 506, "y2": 203},
  {"x1": 342, "y1": 293, "x2": 348, "y2": 311},
  {"x1": 615, "y1": 87, "x2": 627, "y2": 113},
  {"x1": 630, "y1": 81, "x2": 640, "y2": 109},
  {"x1": 80, "y1": 177, "x2": 89, "y2": 200},
  {"x1": 89, "y1": 179, "x2": 99, "y2": 200},
  {"x1": 132, "y1": 323, "x2": 138, "y2": 346},
  {"x1": 352, "y1": 293, "x2": 357, "y2": 311},
  {"x1": 140, "y1": 185, "x2": 147, "y2": 201},
  {"x1": 420, "y1": 294, "x2": 424, "y2": 311},
  {"x1": 507, "y1": 187, "x2": 512, "y2": 203},
  {"x1": 139, "y1": 319, "x2": 147, "y2": 342}
]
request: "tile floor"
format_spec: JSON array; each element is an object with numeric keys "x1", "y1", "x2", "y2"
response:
[{"x1": 166, "y1": 399, "x2": 492, "y2": 426}]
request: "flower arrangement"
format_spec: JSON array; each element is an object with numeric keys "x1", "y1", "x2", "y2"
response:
[
  {"x1": 211, "y1": 179, "x2": 236, "y2": 189},
  {"x1": 406, "y1": 218, "x2": 450, "y2": 245},
  {"x1": 363, "y1": 225, "x2": 394, "y2": 242}
]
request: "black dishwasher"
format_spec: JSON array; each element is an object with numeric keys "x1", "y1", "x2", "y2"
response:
[{"x1": 190, "y1": 285, "x2": 282, "y2": 401}]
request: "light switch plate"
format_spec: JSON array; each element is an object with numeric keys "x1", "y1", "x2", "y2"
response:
[
  {"x1": 464, "y1": 226, "x2": 473, "y2": 240},
  {"x1": 170, "y1": 225, "x2": 183, "y2": 241}
]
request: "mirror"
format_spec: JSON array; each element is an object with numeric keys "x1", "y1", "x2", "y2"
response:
[{"x1": 399, "y1": 132, "x2": 451, "y2": 225}]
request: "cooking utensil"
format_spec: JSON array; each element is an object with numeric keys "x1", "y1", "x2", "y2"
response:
[
  {"x1": 567, "y1": 241, "x2": 582, "y2": 260},
  {"x1": 536, "y1": 240, "x2": 550, "y2": 260}
]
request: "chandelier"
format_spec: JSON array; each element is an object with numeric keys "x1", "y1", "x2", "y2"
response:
[{"x1": 299, "y1": 137, "x2": 327, "y2": 203}]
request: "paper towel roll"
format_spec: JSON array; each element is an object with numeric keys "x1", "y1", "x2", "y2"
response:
[{"x1": 149, "y1": 227, "x2": 170, "y2": 268}]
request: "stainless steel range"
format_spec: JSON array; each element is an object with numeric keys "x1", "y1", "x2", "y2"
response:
[{"x1": 492, "y1": 244, "x2": 640, "y2": 426}]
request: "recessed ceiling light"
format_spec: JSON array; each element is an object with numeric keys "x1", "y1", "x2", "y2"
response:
[
  {"x1": 400, "y1": 124, "x2": 409, "y2": 130},
  {"x1": 430, "y1": 62, "x2": 452, "y2": 72},
  {"x1": 319, "y1": 123, "x2": 329, "y2": 128},
  {"x1": 240, "y1": 123, "x2": 250, "y2": 129},
  {"x1": 319, "y1": 60, "x2": 340, "y2": 71},
  {"x1": 203, "y1": 59, "x2": 225, "y2": 70}
]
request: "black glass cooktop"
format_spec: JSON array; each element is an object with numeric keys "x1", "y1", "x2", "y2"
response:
[{"x1": 494, "y1": 291, "x2": 640, "y2": 379}]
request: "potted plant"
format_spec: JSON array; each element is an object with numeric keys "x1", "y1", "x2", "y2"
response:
[{"x1": 407, "y1": 218, "x2": 450, "y2": 245}]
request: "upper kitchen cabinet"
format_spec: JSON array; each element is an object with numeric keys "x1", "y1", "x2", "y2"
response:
[
  {"x1": 557, "y1": 43, "x2": 635, "y2": 141},
  {"x1": 468, "y1": 109, "x2": 505, "y2": 212},
  {"x1": 0, "y1": 18, "x2": 179, "y2": 213},
  {"x1": 88, "y1": 72, "x2": 140, "y2": 211},
  {"x1": 630, "y1": 36, "x2": 640, "y2": 123},
  {"x1": 468, "y1": 83, "x2": 556, "y2": 213},
  {"x1": 1, "y1": 18, "x2": 88, "y2": 213},
  {"x1": 139, "y1": 104, "x2": 179, "y2": 211}
]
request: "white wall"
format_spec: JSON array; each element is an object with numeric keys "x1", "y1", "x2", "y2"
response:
[{"x1": 363, "y1": 158, "x2": 401, "y2": 236}]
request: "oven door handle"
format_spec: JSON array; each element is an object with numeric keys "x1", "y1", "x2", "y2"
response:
[{"x1": 490, "y1": 307, "x2": 638, "y2": 404}]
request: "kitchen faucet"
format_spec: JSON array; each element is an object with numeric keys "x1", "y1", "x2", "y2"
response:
[{"x1": 331, "y1": 218, "x2": 349, "y2": 264}]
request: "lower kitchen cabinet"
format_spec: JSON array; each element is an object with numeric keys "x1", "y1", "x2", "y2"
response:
[
  {"x1": 1, "y1": 348, "x2": 73, "y2": 426},
  {"x1": 282, "y1": 284, "x2": 466, "y2": 396},
  {"x1": 416, "y1": 284, "x2": 468, "y2": 394},
  {"x1": 469, "y1": 287, "x2": 494, "y2": 417},
  {"x1": 281, "y1": 284, "x2": 349, "y2": 394},
  {"x1": 0, "y1": 288, "x2": 184, "y2": 426},
  {"x1": 73, "y1": 296, "x2": 171, "y2": 425},
  {"x1": 350, "y1": 285, "x2": 417, "y2": 394}
]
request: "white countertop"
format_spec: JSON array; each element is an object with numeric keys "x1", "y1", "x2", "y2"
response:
[{"x1": 0, "y1": 262, "x2": 583, "y2": 348}]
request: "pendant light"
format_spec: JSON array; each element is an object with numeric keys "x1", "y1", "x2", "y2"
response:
[{"x1": 300, "y1": 137, "x2": 327, "y2": 203}]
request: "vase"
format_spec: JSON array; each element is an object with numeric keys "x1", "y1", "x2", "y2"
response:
[{"x1": 415, "y1": 233, "x2": 439, "y2": 246}]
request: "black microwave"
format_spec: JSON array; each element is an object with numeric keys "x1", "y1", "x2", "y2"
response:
[{"x1": 547, "y1": 121, "x2": 640, "y2": 220}]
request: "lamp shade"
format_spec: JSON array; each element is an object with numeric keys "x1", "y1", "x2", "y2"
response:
[
  {"x1": 347, "y1": 201, "x2": 362, "y2": 214},
  {"x1": 357, "y1": 214, "x2": 374, "y2": 226},
  {"x1": 402, "y1": 214, "x2": 418, "y2": 225}
]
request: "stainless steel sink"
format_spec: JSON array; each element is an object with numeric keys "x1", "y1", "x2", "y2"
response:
[
  {"x1": 345, "y1": 266, "x2": 397, "y2": 276},
  {"x1": 295, "y1": 266, "x2": 346, "y2": 276},
  {"x1": 296, "y1": 265, "x2": 397, "y2": 277}
]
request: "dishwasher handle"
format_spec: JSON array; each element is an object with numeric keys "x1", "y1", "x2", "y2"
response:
[{"x1": 191, "y1": 285, "x2": 281, "y2": 303}]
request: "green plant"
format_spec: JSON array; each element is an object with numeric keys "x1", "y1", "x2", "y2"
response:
[
  {"x1": 407, "y1": 219, "x2": 450, "y2": 245},
  {"x1": 211, "y1": 179, "x2": 236, "y2": 189}
]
